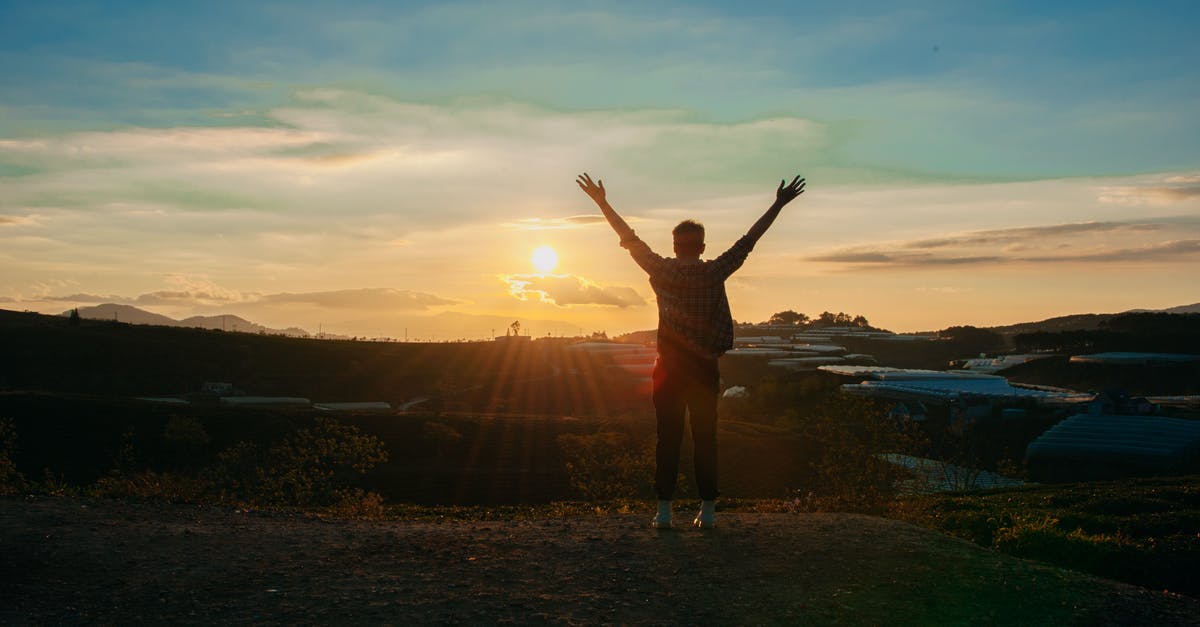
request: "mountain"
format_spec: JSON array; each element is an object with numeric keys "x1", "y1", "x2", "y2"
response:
[
  {"x1": 67, "y1": 304, "x2": 180, "y2": 327},
  {"x1": 1132, "y1": 302, "x2": 1200, "y2": 315},
  {"x1": 58, "y1": 304, "x2": 576, "y2": 341},
  {"x1": 178, "y1": 314, "x2": 310, "y2": 337},
  {"x1": 988, "y1": 313, "x2": 1112, "y2": 336},
  {"x1": 989, "y1": 303, "x2": 1200, "y2": 336},
  {"x1": 65, "y1": 304, "x2": 311, "y2": 337}
]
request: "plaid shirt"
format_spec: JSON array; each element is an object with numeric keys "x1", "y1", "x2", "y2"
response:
[{"x1": 621, "y1": 232, "x2": 755, "y2": 359}]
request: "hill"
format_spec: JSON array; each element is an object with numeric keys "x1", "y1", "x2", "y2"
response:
[
  {"x1": 988, "y1": 313, "x2": 1113, "y2": 336},
  {"x1": 988, "y1": 302, "x2": 1200, "y2": 336},
  {"x1": 0, "y1": 308, "x2": 644, "y2": 414},
  {"x1": 67, "y1": 304, "x2": 313, "y2": 337},
  {"x1": 3, "y1": 497, "x2": 1197, "y2": 625}
]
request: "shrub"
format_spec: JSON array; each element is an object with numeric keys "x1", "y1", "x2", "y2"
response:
[
  {"x1": 90, "y1": 470, "x2": 207, "y2": 502},
  {"x1": 796, "y1": 396, "x2": 920, "y2": 514},
  {"x1": 0, "y1": 418, "x2": 28, "y2": 496},
  {"x1": 557, "y1": 431, "x2": 656, "y2": 500},
  {"x1": 203, "y1": 417, "x2": 388, "y2": 507},
  {"x1": 161, "y1": 414, "x2": 212, "y2": 469}
]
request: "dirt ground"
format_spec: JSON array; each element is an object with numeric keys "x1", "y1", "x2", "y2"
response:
[{"x1": 3, "y1": 497, "x2": 1199, "y2": 625}]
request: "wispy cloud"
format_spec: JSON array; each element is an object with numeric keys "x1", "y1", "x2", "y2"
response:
[
  {"x1": 0, "y1": 90, "x2": 824, "y2": 223},
  {"x1": 1099, "y1": 178, "x2": 1200, "y2": 206},
  {"x1": 902, "y1": 221, "x2": 1162, "y2": 249},
  {"x1": 1021, "y1": 239, "x2": 1200, "y2": 263},
  {"x1": 809, "y1": 250, "x2": 1003, "y2": 266},
  {"x1": 502, "y1": 274, "x2": 646, "y2": 308},
  {"x1": 39, "y1": 286, "x2": 455, "y2": 311},
  {"x1": 256, "y1": 288, "x2": 456, "y2": 310},
  {"x1": 504, "y1": 215, "x2": 607, "y2": 230},
  {"x1": 809, "y1": 220, "x2": 1200, "y2": 269},
  {"x1": 0, "y1": 215, "x2": 37, "y2": 226}
]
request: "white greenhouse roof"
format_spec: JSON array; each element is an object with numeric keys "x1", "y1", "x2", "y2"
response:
[
  {"x1": 1069, "y1": 352, "x2": 1200, "y2": 365},
  {"x1": 825, "y1": 366, "x2": 1091, "y2": 404},
  {"x1": 220, "y1": 396, "x2": 311, "y2": 407},
  {"x1": 313, "y1": 402, "x2": 392, "y2": 412}
]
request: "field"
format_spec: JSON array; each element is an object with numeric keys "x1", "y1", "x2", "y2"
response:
[{"x1": 3, "y1": 308, "x2": 1200, "y2": 620}]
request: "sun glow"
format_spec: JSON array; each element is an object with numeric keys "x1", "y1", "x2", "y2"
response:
[{"x1": 531, "y1": 245, "x2": 559, "y2": 273}]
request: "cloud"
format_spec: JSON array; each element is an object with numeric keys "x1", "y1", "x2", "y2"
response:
[
  {"x1": 809, "y1": 219, "x2": 1200, "y2": 269},
  {"x1": 903, "y1": 221, "x2": 1163, "y2": 250},
  {"x1": 916, "y1": 287, "x2": 971, "y2": 294},
  {"x1": 135, "y1": 290, "x2": 242, "y2": 306},
  {"x1": 503, "y1": 274, "x2": 646, "y2": 307},
  {"x1": 0, "y1": 90, "x2": 827, "y2": 222},
  {"x1": 504, "y1": 215, "x2": 607, "y2": 230},
  {"x1": 38, "y1": 286, "x2": 455, "y2": 311},
  {"x1": 256, "y1": 288, "x2": 456, "y2": 310},
  {"x1": 809, "y1": 250, "x2": 1002, "y2": 266},
  {"x1": 42, "y1": 293, "x2": 126, "y2": 303},
  {"x1": 1098, "y1": 177, "x2": 1200, "y2": 206},
  {"x1": 1022, "y1": 239, "x2": 1200, "y2": 263},
  {"x1": 0, "y1": 215, "x2": 36, "y2": 227}
]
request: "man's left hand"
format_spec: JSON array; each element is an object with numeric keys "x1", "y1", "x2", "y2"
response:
[{"x1": 776, "y1": 176, "x2": 806, "y2": 206}]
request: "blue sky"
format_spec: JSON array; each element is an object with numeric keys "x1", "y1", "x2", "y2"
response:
[{"x1": 2, "y1": 1, "x2": 1198, "y2": 336}]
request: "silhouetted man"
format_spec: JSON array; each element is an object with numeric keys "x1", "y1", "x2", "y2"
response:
[{"x1": 577, "y1": 172, "x2": 805, "y2": 528}]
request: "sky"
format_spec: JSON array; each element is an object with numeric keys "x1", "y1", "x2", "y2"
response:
[{"x1": 2, "y1": 0, "x2": 1198, "y2": 338}]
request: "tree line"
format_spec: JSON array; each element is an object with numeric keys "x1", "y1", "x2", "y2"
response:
[{"x1": 753, "y1": 310, "x2": 873, "y2": 329}]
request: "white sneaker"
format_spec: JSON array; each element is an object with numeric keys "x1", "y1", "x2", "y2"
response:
[
  {"x1": 651, "y1": 500, "x2": 672, "y2": 529},
  {"x1": 693, "y1": 500, "x2": 716, "y2": 529}
]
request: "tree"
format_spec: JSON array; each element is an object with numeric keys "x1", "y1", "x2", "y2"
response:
[
  {"x1": 851, "y1": 314, "x2": 870, "y2": 328},
  {"x1": 767, "y1": 310, "x2": 809, "y2": 326},
  {"x1": 938, "y1": 325, "x2": 1004, "y2": 355}
]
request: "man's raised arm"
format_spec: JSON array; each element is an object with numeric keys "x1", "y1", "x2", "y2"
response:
[
  {"x1": 744, "y1": 175, "x2": 806, "y2": 244},
  {"x1": 576, "y1": 173, "x2": 636, "y2": 243}
]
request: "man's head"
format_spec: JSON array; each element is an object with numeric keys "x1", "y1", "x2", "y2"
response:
[{"x1": 672, "y1": 219, "x2": 706, "y2": 260}]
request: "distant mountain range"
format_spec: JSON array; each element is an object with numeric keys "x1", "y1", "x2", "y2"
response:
[
  {"x1": 64, "y1": 304, "x2": 315, "y2": 338},
  {"x1": 58, "y1": 303, "x2": 579, "y2": 341},
  {"x1": 53, "y1": 301, "x2": 1200, "y2": 340}
]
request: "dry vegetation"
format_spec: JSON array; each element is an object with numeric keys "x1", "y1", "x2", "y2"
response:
[{"x1": 3, "y1": 308, "x2": 1200, "y2": 621}]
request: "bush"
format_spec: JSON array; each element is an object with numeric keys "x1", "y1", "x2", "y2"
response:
[
  {"x1": 203, "y1": 417, "x2": 388, "y2": 507},
  {"x1": 557, "y1": 431, "x2": 656, "y2": 500},
  {"x1": 0, "y1": 418, "x2": 28, "y2": 495},
  {"x1": 796, "y1": 396, "x2": 921, "y2": 514},
  {"x1": 90, "y1": 470, "x2": 207, "y2": 502},
  {"x1": 161, "y1": 414, "x2": 212, "y2": 470}
]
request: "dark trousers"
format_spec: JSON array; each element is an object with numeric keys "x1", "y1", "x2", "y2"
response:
[{"x1": 652, "y1": 349, "x2": 720, "y2": 501}]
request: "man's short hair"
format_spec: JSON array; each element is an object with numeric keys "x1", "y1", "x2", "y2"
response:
[{"x1": 672, "y1": 220, "x2": 705, "y2": 240}]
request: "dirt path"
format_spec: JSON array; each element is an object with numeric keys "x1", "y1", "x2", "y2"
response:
[{"x1": 3, "y1": 497, "x2": 1198, "y2": 625}]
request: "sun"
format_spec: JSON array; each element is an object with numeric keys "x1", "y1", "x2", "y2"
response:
[{"x1": 531, "y1": 245, "x2": 559, "y2": 273}]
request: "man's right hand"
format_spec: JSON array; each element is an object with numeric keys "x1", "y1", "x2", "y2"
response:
[{"x1": 576, "y1": 173, "x2": 607, "y2": 206}]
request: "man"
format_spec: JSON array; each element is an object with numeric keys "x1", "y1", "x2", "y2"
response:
[{"x1": 576, "y1": 172, "x2": 806, "y2": 529}]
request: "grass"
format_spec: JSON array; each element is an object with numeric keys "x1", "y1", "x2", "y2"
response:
[
  {"x1": 361, "y1": 477, "x2": 1200, "y2": 600},
  {"x1": 891, "y1": 475, "x2": 1200, "y2": 597},
  {"x1": 344, "y1": 476, "x2": 1200, "y2": 600}
]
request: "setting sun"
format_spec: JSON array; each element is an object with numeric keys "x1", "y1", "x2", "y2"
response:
[{"x1": 531, "y1": 245, "x2": 559, "y2": 273}]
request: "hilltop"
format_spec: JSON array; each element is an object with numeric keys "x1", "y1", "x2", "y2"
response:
[
  {"x1": 3, "y1": 496, "x2": 1198, "y2": 625},
  {"x1": 987, "y1": 302, "x2": 1200, "y2": 336},
  {"x1": 29, "y1": 300, "x2": 1200, "y2": 345},
  {"x1": 64, "y1": 304, "x2": 313, "y2": 338}
]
